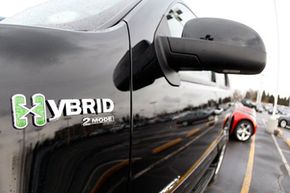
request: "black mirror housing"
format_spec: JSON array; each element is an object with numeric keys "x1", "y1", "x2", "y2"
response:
[{"x1": 156, "y1": 18, "x2": 266, "y2": 75}]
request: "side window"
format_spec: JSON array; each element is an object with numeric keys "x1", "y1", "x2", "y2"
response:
[
  {"x1": 165, "y1": 4, "x2": 195, "y2": 37},
  {"x1": 163, "y1": 4, "x2": 213, "y2": 85}
]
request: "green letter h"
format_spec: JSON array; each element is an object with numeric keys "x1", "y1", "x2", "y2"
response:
[{"x1": 12, "y1": 94, "x2": 47, "y2": 129}]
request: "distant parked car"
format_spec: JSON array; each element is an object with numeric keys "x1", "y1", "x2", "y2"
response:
[
  {"x1": 176, "y1": 109, "x2": 213, "y2": 126},
  {"x1": 225, "y1": 104, "x2": 257, "y2": 142},
  {"x1": 263, "y1": 103, "x2": 272, "y2": 112},
  {"x1": 267, "y1": 107, "x2": 285, "y2": 115},
  {"x1": 278, "y1": 116, "x2": 290, "y2": 128},
  {"x1": 241, "y1": 99, "x2": 256, "y2": 109},
  {"x1": 255, "y1": 104, "x2": 264, "y2": 113},
  {"x1": 277, "y1": 106, "x2": 287, "y2": 115}
]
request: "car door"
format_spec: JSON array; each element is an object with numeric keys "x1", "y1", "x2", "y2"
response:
[
  {"x1": 0, "y1": 4, "x2": 133, "y2": 193},
  {"x1": 125, "y1": 1, "x2": 229, "y2": 193}
]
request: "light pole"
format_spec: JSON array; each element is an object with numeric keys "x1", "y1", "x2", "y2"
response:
[
  {"x1": 267, "y1": 0, "x2": 280, "y2": 133},
  {"x1": 272, "y1": 0, "x2": 280, "y2": 117},
  {"x1": 256, "y1": 74, "x2": 264, "y2": 104}
]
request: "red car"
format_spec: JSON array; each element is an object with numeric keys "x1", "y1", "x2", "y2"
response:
[{"x1": 225, "y1": 104, "x2": 257, "y2": 142}]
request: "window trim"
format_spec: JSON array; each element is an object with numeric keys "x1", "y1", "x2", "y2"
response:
[{"x1": 153, "y1": 1, "x2": 197, "y2": 87}]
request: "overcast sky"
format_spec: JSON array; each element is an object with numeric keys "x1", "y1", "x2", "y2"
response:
[{"x1": 0, "y1": 0, "x2": 289, "y2": 96}]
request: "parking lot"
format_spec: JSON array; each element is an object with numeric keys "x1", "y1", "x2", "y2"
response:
[{"x1": 205, "y1": 113, "x2": 290, "y2": 193}]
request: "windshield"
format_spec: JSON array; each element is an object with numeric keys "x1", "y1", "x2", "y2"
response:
[{"x1": 0, "y1": 0, "x2": 140, "y2": 31}]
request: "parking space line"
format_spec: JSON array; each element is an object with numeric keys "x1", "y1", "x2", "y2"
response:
[
  {"x1": 152, "y1": 138, "x2": 183, "y2": 154},
  {"x1": 207, "y1": 120, "x2": 215, "y2": 127},
  {"x1": 90, "y1": 159, "x2": 129, "y2": 193},
  {"x1": 134, "y1": 127, "x2": 214, "y2": 180},
  {"x1": 261, "y1": 119, "x2": 267, "y2": 128},
  {"x1": 282, "y1": 149, "x2": 290, "y2": 155},
  {"x1": 271, "y1": 134, "x2": 290, "y2": 177},
  {"x1": 240, "y1": 135, "x2": 255, "y2": 193},
  {"x1": 186, "y1": 128, "x2": 200, "y2": 138},
  {"x1": 169, "y1": 135, "x2": 223, "y2": 193}
]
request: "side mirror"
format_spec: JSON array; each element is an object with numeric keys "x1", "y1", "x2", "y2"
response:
[{"x1": 156, "y1": 18, "x2": 266, "y2": 77}]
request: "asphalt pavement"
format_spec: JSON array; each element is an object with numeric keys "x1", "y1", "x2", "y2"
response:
[{"x1": 205, "y1": 113, "x2": 290, "y2": 193}]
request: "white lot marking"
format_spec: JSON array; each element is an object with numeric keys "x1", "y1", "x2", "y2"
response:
[
  {"x1": 271, "y1": 134, "x2": 290, "y2": 177},
  {"x1": 282, "y1": 149, "x2": 290, "y2": 155},
  {"x1": 261, "y1": 119, "x2": 267, "y2": 128}
]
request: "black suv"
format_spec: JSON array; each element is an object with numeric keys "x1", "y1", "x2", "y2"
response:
[{"x1": 0, "y1": 0, "x2": 266, "y2": 193}]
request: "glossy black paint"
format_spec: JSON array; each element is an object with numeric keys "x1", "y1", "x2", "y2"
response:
[
  {"x1": 0, "y1": 1, "x2": 234, "y2": 193},
  {"x1": 125, "y1": 1, "x2": 231, "y2": 193},
  {"x1": 0, "y1": 23, "x2": 131, "y2": 193}
]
